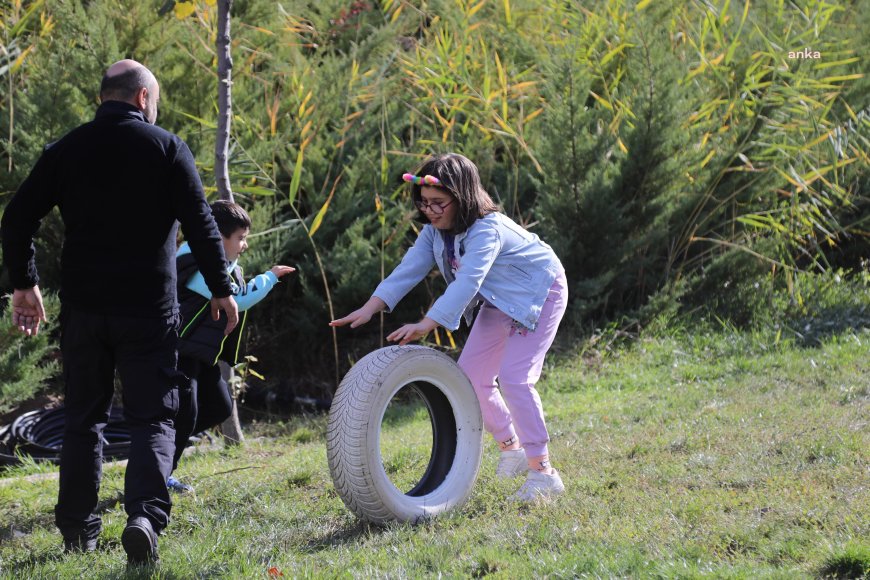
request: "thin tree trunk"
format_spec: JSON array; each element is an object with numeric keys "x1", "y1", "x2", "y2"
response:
[
  {"x1": 219, "y1": 361, "x2": 244, "y2": 444},
  {"x1": 5, "y1": 42, "x2": 14, "y2": 173},
  {"x1": 215, "y1": 0, "x2": 244, "y2": 444},
  {"x1": 215, "y1": 0, "x2": 233, "y2": 202}
]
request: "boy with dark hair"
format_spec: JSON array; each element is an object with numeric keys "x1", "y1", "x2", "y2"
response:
[{"x1": 170, "y1": 200, "x2": 294, "y2": 491}]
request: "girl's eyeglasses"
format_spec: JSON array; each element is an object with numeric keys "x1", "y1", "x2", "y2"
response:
[{"x1": 415, "y1": 199, "x2": 455, "y2": 215}]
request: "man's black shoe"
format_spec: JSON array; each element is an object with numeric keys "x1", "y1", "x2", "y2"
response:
[
  {"x1": 63, "y1": 536, "x2": 97, "y2": 553},
  {"x1": 121, "y1": 516, "x2": 158, "y2": 565}
]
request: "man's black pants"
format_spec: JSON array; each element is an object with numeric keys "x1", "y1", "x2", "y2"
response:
[{"x1": 55, "y1": 308, "x2": 181, "y2": 542}]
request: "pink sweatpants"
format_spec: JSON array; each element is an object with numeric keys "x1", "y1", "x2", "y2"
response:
[{"x1": 457, "y1": 271, "x2": 568, "y2": 458}]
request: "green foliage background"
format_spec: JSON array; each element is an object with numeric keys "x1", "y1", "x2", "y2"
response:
[
  {"x1": 1, "y1": 0, "x2": 867, "y2": 397},
  {"x1": 0, "y1": 291, "x2": 59, "y2": 415}
]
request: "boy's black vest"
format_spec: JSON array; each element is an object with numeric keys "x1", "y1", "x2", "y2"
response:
[{"x1": 177, "y1": 252, "x2": 248, "y2": 366}]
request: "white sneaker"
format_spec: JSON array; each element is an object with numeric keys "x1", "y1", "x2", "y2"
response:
[
  {"x1": 496, "y1": 448, "x2": 527, "y2": 479},
  {"x1": 511, "y1": 469, "x2": 565, "y2": 501}
]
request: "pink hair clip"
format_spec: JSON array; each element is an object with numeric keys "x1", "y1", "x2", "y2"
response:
[{"x1": 402, "y1": 173, "x2": 442, "y2": 186}]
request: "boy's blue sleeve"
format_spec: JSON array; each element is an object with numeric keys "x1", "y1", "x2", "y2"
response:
[
  {"x1": 184, "y1": 270, "x2": 213, "y2": 300},
  {"x1": 234, "y1": 271, "x2": 280, "y2": 311},
  {"x1": 185, "y1": 269, "x2": 279, "y2": 312}
]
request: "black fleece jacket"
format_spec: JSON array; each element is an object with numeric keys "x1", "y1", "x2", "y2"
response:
[{"x1": 1, "y1": 101, "x2": 233, "y2": 317}]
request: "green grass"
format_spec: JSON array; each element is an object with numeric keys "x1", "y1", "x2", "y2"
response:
[
  {"x1": 380, "y1": 385, "x2": 436, "y2": 493},
  {"x1": 0, "y1": 330, "x2": 867, "y2": 578}
]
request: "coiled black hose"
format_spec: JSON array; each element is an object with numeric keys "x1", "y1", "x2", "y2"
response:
[{"x1": 0, "y1": 406, "x2": 134, "y2": 467}]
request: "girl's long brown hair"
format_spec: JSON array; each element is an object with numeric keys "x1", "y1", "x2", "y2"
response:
[{"x1": 408, "y1": 153, "x2": 499, "y2": 234}]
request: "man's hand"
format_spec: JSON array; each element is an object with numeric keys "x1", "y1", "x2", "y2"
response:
[
  {"x1": 211, "y1": 295, "x2": 239, "y2": 335},
  {"x1": 386, "y1": 317, "x2": 439, "y2": 346},
  {"x1": 11, "y1": 286, "x2": 47, "y2": 337}
]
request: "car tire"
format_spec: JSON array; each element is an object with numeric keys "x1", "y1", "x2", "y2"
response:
[{"x1": 327, "y1": 345, "x2": 483, "y2": 524}]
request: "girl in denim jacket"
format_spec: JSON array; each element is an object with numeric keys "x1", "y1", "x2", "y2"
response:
[{"x1": 331, "y1": 153, "x2": 567, "y2": 501}]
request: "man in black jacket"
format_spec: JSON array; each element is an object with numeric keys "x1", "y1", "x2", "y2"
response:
[{"x1": 0, "y1": 59, "x2": 238, "y2": 564}]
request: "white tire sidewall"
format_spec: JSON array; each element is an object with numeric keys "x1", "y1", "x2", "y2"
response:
[{"x1": 328, "y1": 346, "x2": 483, "y2": 523}]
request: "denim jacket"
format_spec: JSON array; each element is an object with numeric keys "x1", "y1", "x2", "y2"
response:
[{"x1": 373, "y1": 212, "x2": 564, "y2": 331}]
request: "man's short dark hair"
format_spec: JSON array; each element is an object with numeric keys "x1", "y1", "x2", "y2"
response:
[
  {"x1": 100, "y1": 68, "x2": 152, "y2": 102},
  {"x1": 210, "y1": 200, "x2": 252, "y2": 237}
]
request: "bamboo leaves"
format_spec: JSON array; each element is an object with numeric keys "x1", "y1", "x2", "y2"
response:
[
  {"x1": 2, "y1": 0, "x2": 866, "y2": 367},
  {"x1": 398, "y1": 5, "x2": 546, "y2": 171},
  {"x1": 288, "y1": 149, "x2": 304, "y2": 206}
]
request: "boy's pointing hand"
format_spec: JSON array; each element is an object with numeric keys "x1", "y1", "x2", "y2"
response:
[{"x1": 271, "y1": 265, "x2": 296, "y2": 278}]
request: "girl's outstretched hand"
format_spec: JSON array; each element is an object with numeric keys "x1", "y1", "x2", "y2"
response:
[
  {"x1": 330, "y1": 307, "x2": 373, "y2": 328},
  {"x1": 386, "y1": 317, "x2": 439, "y2": 345},
  {"x1": 330, "y1": 297, "x2": 387, "y2": 329}
]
